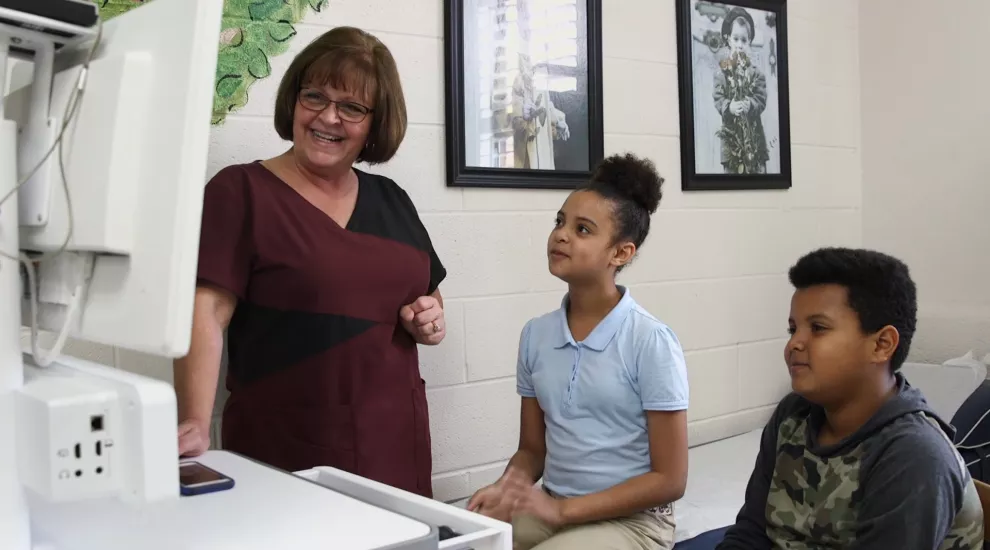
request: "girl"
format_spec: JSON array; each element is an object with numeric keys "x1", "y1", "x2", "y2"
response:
[{"x1": 468, "y1": 154, "x2": 689, "y2": 550}]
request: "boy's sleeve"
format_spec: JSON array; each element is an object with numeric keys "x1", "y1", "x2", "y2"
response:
[
  {"x1": 846, "y1": 423, "x2": 978, "y2": 550},
  {"x1": 716, "y1": 399, "x2": 791, "y2": 550},
  {"x1": 516, "y1": 321, "x2": 536, "y2": 398},
  {"x1": 637, "y1": 326, "x2": 688, "y2": 411}
]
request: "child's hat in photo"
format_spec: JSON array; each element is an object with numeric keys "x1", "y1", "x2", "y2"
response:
[{"x1": 721, "y1": 6, "x2": 757, "y2": 40}]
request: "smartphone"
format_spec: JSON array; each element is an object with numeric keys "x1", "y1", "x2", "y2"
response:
[{"x1": 179, "y1": 460, "x2": 235, "y2": 496}]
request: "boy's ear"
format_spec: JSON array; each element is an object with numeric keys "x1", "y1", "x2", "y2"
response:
[
  {"x1": 611, "y1": 242, "x2": 637, "y2": 269},
  {"x1": 871, "y1": 325, "x2": 901, "y2": 366}
]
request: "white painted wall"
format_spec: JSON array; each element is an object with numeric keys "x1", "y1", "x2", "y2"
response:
[
  {"x1": 860, "y1": 0, "x2": 990, "y2": 364},
  {"x1": 16, "y1": 0, "x2": 862, "y2": 503}
]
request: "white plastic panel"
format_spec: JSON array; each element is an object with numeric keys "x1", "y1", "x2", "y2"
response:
[
  {"x1": 22, "y1": 354, "x2": 180, "y2": 504},
  {"x1": 14, "y1": 42, "x2": 54, "y2": 228},
  {"x1": 4, "y1": 0, "x2": 223, "y2": 356},
  {"x1": 9, "y1": 52, "x2": 150, "y2": 254}
]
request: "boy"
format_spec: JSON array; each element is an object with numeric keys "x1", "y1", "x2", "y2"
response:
[{"x1": 717, "y1": 248, "x2": 983, "y2": 549}]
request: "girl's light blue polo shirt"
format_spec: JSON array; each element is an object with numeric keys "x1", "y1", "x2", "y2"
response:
[{"x1": 516, "y1": 287, "x2": 689, "y2": 498}]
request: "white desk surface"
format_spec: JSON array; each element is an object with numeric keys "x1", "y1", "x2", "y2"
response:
[{"x1": 29, "y1": 450, "x2": 433, "y2": 550}]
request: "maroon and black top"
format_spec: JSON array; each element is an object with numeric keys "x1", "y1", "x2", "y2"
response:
[{"x1": 197, "y1": 161, "x2": 445, "y2": 497}]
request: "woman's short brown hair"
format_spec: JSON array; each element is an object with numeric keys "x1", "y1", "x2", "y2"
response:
[{"x1": 273, "y1": 26, "x2": 407, "y2": 164}]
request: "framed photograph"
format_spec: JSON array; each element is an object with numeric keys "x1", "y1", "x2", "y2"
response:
[
  {"x1": 676, "y1": 0, "x2": 792, "y2": 191},
  {"x1": 444, "y1": 0, "x2": 604, "y2": 189}
]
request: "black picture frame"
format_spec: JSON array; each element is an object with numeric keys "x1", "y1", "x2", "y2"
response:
[
  {"x1": 675, "y1": 0, "x2": 792, "y2": 191},
  {"x1": 443, "y1": 0, "x2": 604, "y2": 190}
]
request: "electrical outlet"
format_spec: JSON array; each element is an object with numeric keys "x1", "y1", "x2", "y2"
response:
[
  {"x1": 18, "y1": 353, "x2": 181, "y2": 504},
  {"x1": 15, "y1": 371, "x2": 119, "y2": 502},
  {"x1": 68, "y1": 409, "x2": 113, "y2": 485}
]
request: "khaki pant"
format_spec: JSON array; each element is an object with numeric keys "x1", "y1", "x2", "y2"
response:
[{"x1": 512, "y1": 502, "x2": 676, "y2": 550}]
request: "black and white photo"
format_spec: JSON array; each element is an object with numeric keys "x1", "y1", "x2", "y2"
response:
[
  {"x1": 676, "y1": 0, "x2": 791, "y2": 190},
  {"x1": 445, "y1": 0, "x2": 603, "y2": 189}
]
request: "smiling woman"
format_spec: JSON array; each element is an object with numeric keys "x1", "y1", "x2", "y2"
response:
[{"x1": 171, "y1": 26, "x2": 448, "y2": 498}]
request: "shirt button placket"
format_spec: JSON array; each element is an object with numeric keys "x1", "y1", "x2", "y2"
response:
[{"x1": 564, "y1": 345, "x2": 581, "y2": 410}]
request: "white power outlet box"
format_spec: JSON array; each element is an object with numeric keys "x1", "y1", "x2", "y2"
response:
[
  {"x1": 16, "y1": 353, "x2": 180, "y2": 504},
  {"x1": 15, "y1": 370, "x2": 119, "y2": 501}
]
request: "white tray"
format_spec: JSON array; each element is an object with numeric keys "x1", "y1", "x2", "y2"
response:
[{"x1": 295, "y1": 467, "x2": 512, "y2": 550}]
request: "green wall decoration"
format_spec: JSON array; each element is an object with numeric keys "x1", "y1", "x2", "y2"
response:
[{"x1": 93, "y1": 0, "x2": 329, "y2": 125}]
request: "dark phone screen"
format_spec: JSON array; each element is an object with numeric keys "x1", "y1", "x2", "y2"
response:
[{"x1": 179, "y1": 462, "x2": 227, "y2": 486}]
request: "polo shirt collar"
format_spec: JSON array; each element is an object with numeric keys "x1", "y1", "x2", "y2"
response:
[{"x1": 553, "y1": 286, "x2": 635, "y2": 351}]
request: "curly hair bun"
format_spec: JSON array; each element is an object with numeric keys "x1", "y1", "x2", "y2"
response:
[{"x1": 591, "y1": 153, "x2": 664, "y2": 215}]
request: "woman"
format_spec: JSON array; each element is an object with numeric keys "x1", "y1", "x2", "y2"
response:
[{"x1": 173, "y1": 26, "x2": 447, "y2": 498}]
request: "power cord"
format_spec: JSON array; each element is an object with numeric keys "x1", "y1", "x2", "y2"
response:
[
  {"x1": 18, "y1": 251, "x2": 87, "y2": 367},
  {"x1": 0, "y1": 19, "x2": 104, "y2": 365}
]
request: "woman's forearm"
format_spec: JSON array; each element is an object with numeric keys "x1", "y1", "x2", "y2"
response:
[{"x1": 173, "y1": 310, "x2": 224, "y2": 429}]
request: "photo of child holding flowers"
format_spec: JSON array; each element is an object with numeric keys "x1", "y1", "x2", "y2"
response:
[
  {"x1": 713, "y1": 7, "x2": 770, "y2": 174},
  {"x1": 687, "y1": 1, "x2": 783, "y2": 177}
]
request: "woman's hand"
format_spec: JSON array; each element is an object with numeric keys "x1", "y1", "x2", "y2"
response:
[
  {"x1": 177, "y1": 419, "x2": 211, "y2": 457},
  {"x1": 399, "y1": 295, "x2": 445, "y2": 345}
]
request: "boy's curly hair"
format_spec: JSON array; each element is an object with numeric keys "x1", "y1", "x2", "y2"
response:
[{"x1": 789, "y1": 248, "x2": 918, "y2": 371}]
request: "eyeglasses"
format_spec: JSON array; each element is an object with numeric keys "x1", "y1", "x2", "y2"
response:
[{"x1": 298, "y1": 88, "x2": 373, "y2": 123}]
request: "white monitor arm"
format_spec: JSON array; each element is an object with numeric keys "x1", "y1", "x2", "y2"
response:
[{"x1": 0, "y1": 7, "x2": 98, "y2": 550}]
